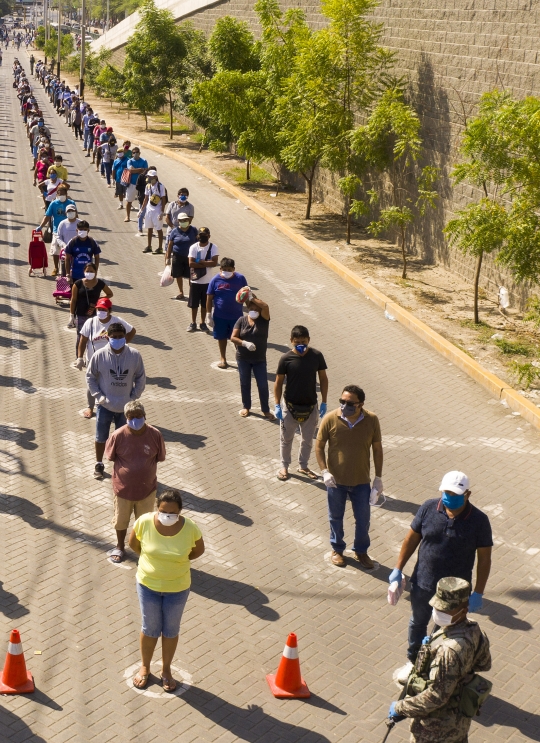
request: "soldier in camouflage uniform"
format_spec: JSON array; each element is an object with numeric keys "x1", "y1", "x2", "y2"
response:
[{"x1": 389, "y1": 577, "x2": 492, "y2": 743}]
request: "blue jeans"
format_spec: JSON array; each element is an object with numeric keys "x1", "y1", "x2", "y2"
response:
[
  {"x1": 408, "y1": 583, "x2": 435, "y2": 661},
  {"x1": 84, "y1": 129, "x2": 94, "y2": 150},
  {"x1": 327, "y1": 483, "x2": 371, "y2": 554},
  {"x1": 136, "y1": 582, "x2": 190, "y2": 638},
  {"x1": 103, "y1": 161, "x2": 113, "y2": 185},
  {"x1": 95, "y1": 405, "x2": 126, "y2": 443},
  {"x1": 138, "y1": 204, "x2": 146, "y2": 232},
  {"x1": 237, "y1": 358, "x2": 269, "y2": 412}
]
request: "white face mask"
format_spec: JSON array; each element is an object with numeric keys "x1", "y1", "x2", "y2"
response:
[
  {"x1": 67, "y1": 213, "x2": 76, "y2": 221},
  {"x1": 58, "y1": 195, "x2": 67, "y2": 203},
  {"x1": 84, "y1": 272, "x2": 95, "y2": 280},
  {"x1": 432, "y1": 608, "x2": 456, "y2": 627},
  {"x1": 157, "y1": 512, "x2": 179, "y2": 527},
  {"x1": 248, "y1": 310, "x2": 259, "y2": 319},
  {"x1": 96, "y1": 310, "x2": 108, "y2": 320},
  {"x1": 78, "y1": 230, "x2": 88, "y2": 238},
  {"x1": 221, "y1": 271, "x2": 233, "y2": 279}
]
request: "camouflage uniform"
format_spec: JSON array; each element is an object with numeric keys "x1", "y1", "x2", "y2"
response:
[{"x1": 394, "y1": 578, "x2": 492, "y2": 743}]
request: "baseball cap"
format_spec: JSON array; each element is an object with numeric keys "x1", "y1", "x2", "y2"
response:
[
  {"x1": 439, "y1": 471, "x2": 469, "y2": 495},
  {"x1": 96, "y1": 298, "x2": 112, "y2": 310},
  {"x1": 429, "y1": 577, "x2": 471, "y2": 611},
  {"x1": 66, "y1": 205, "x2": 77, "y2": 213},
  {"x1": 147, "y1": 169, "x2": 158, "y2": 177},
  {"x1": 177, "y1": 212, "x2": 189, "y2": 220}
]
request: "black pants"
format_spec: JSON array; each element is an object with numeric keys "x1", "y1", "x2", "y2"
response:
[{"x1": 73, "y1": 123, "x2": 82, "y2": 139}]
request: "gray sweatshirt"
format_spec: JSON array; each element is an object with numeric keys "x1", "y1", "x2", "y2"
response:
[{"x1": 86, "y1": 344, "x2": 146, "y2": 412}]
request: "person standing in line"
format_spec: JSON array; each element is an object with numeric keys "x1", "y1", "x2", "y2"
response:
[
  {"x1": 139, "y1": 169, "x2": 167, "y2": 255},
  {"x1": 165, "y1": 188, "x2": 194, "y2": 232},
  {"x1": 86, "y1": 323, "x2": 146, "y2": 481},
  {"x1": 128, "y1": 489, "x2": 204, "y2": 691},
  {"x1": 64, "y1": 220, "x2": 101, "y2": 283},
  {"x1": 54, "y1": 203, "x2": 79, "y2": 276},
  {"x1": 230, "y1": 290, "x2": 275, "y2": 419},
  {"x1": 125, "y1": 146, "x2": 148, "y2": 223},
  {"x1": 388, "y1": 577, "x2": 492, "y2": 743},
  {"x1": 99, "y1": 135, "x2": 117, "y2": 188},
  {"x1": 165, "y1": 214, "x2": 198, "y2": 300},
  {"x1": 187, "y1": 227, "x2": 219, "y2": 333},
  {"x1": 315, "y1": 384, "x2": 383, "y2": 568},
  {"x1": 36, "y1": 185, "x2": 77, "y2": 276},
  {"x1": 47, "y1": 154, "x2": 68, "y2": 183},
  {"x1": 112, "y1": 143, "x2": 131, "y2": 210},
  {"x1": 75, "y1": 298, "x2": 135, "y2": 419},
  {"x1": 274, "y1": 325, "x2": 328, "y2": 481},
  {"x1": 206, "y1": 258, "x2": 247, "y2": 369},
  {"x1": 389, "y1": 470, "x2": 493, "y2": 682},
  {"x1": 68, "y1": 263, "x2": 113, "y2": 358},
  {"x1": 104, "y1": 401, "x2": 166, "y2": 564}
]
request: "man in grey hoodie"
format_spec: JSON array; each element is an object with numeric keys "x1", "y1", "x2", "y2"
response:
[{"x1": 87, "y1": 322, "x2": 146, "y2": 480}]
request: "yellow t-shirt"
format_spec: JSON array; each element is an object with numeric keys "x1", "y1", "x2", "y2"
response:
[
  {"x1": 47, "y1": 164, "x2": 68, "y2": 181},
  {"x1": 134, "y1": 513, "x2": 202, "y2": 592}
]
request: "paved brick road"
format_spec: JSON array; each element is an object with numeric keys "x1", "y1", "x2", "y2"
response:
[{"x1": 0, "y1": 50, "x2": 539, "y2": 742}]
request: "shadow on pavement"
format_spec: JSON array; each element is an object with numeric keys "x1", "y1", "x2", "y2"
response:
[
  {"x1": 0, "y1": 453, "x2": 45, "y2": 483},
  {"x1": 147, "y1": 376, "x2": 176, "y2": 389},
  {"x1": 0, "y1": 335, "x2": 28, "y2": 349},
  {"x1": 131, "y1": 334, "x2": 172, "y2": 351},
  {"x1": 0, "y1": 706, "x2": 48, "y2": 742},
  {"x1": 156, "y1": 428, "x2": 206, "y2": 448},
  {"x1": 191, "y1": 570, "x2": 279, "y2": 621},
  {"x1": 0, "y1": 424, "x2": 37, "y2": 450},
  {"x1": 381, "y1": 495, "x2": 419, "y2": 517},
  {"x1": 266, "y1": 341, "x2": 291, "y2": 353},
  {"x1": 476, "y1": 598, "x2": 533, "y2": 631},
  {"x1": 113, "y1": 304, "x2": 148, "y2": 318},
  {"x1": 0, "y1": 580, "x2": 30, "y2": 619},
  {"x1": 478, "y1": 695, "x2": 540, "y2": 741},
  {"x1": 507, "y1": 587, "x2": 540, "y2": 602},
  {"x1": 182, "y1": 490, "x2": 253, "y2": 527},
  {"x1": 181, "y1": 690, "x2": 333, "y2": 741}
]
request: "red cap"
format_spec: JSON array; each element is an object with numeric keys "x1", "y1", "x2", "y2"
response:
[
  {"x1": 96, "y1": 298, "x2": 112, "y2": 310},
  {"x1": 107, "y1": 127, "x2": 113, "y2": 132}
]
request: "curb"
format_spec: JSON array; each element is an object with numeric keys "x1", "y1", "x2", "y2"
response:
[{"x1": 115, "y1": 132, "x2": 540, "y2": 432}]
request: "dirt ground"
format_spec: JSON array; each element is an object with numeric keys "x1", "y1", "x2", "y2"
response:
[{"x1": 47, "y1": 71, "x2": 540, "y2": 401}]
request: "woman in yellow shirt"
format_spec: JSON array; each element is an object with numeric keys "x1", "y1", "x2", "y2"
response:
[{"x1": 129, "y1": 488, "x2": 204, "y2": 692}]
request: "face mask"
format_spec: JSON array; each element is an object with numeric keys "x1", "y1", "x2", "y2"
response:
[
  {"x1": 50, "y1": 175, "x2": 57, "y2": 181},
  {"x1": 295, "y1": 344, "x2": 308, "y2": 354},
  {"x1": 179, "y1": 221, "x2": 189, "y2": 228},
  {"x1": 58, "y1": 195, "x2": 66, "y2": 202},
  {"x1": 179, "y1": 195, "x2": 187, "y2": 202},
  {"x1": 67, "y1": 214, "x2": 76, "y2": 221},
  {"x1": 109, "y1": 337, "x2": 125, "y2": 350},
  {"x1": 221, "y1": 271, "x2": 233, "y2": 279},
  {"x1": 441, "y1": 492, "x2": 465, "y2": 510},
  {"x1": 151, "y1": 178, "x2": 158, "y2": 184},
  {"x1": 96, "y1": 310, "x2": 108, "y2": 320},
  {"x1": 157, "y1": 512, "x2": 179, "y2": 526},
  {"x1": 84, "y1": 272, "x2": 95, "y2": 280},
  {"x1": 127, "y1": 416, "x2": 145, "y2": 431},
  {"x1": 432, "y1": 608, "x2": 455, "y2": 627},
  {"x1": 340, "y1": 402, "x2": 357, "y2": 417},
  {"x1": 248, "y1": 310, "x2": 259, "y2": 319},
  {"x1": 78, "y1": 230, "x2": 88, "y2": 238}
]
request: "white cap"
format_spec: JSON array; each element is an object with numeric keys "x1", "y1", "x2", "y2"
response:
[
  {"x1": 177, "y1": 212, "x2": 189, "y2": 220},
  {"x1": 439, "y1": 471, "x2": 470, "y2": 495},
  {"x1": 66, "y1": 205, "x2": 77, "y2": 213},
  {"x1": 147, "y1": 169, "x2": 158, "y2": 177}
]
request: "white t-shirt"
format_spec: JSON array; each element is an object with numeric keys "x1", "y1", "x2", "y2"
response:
[
  {"x1": 188, "y1": 242, "x2": 219, "y2": 285},
  {"x1": 44, "y1": 178, "x2": 63, "y2": 202},
  {"x1": 145, "y1": 182, "x2": 166, "y2": 213},
  {"x1": 80, "y1": 315, "x2": 133, "y2": 362}
]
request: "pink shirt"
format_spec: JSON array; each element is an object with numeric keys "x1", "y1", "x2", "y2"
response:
[{"x1": 105, "y1": 424, "x2": 166, "y2": 501}]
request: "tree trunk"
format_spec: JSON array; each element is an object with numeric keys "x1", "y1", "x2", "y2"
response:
[
  {"x1": 168, "y1": 90, "x2": 173, "y2": 140},
  {"x1": 305, "y1": 176, "x2": 313, "y2": 220},
  {"x1": 473, "y1": 250, "x2": 484, "y2": 324},
  {"x1": 246, "y1": 159, "x2": 251, "y2": 180},
  {"x1": 144, "y1": 112, "x2": 148, "y2": 130},
  {"x1": 401, "y1": 225, "x2": 407, "y2": 279},
  {"x1": 346, "y1": 197, "x2": 351, "y2": 245}
]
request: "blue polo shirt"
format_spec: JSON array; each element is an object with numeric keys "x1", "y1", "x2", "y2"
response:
[
  {"x1": 65, "y1": 237, "x2": 101, "y2": 281},
  {"x1": 168, "y1": 225, "x2": 198, "y2": 257},
  {"x1": 126, "y1": 157, "x2": 148, "y2": 185},
  {"x1": 207, "y1": 272, "x2": 248, "y2": 320},
  {"x1": 46, "y1": 198, "x2": 77, "y2": 233},
  {"x1": 410, "y1": 498, "x2": 493, "y2": 593}
]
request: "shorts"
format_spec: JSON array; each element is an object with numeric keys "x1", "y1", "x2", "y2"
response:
[
  {"x1": 136, "y1": 582, "x2": 190, "y2": 638},
  {"x1": 95, "y1": 405, "x2": 126, "y2": 443},
  {"x1": 213, "y1": 316, "x2": 236, "y2": 341},
  {"x1": 113, "y1": 489, "x2": 156, "y2": 531},
  {"x1": 144, "y1": 210, "x2": 164, "y2": 231},
  {"x1": 188, "y1": 282, "x2": 209, "y2": 309},
  {"x1": 171, "y1": 253, "x2": 190, "y2": 279},
  {"x1": 115, "y1": 181, "x2": 126, "y2": 199},
  {"x1": 126, "y1": 182, "x2": 137, "y2": 202},
  {"x1": 50, "y1": 233, "x2": 62, "y2": 256}
]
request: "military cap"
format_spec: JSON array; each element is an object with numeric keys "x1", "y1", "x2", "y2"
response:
[{"x1": 429, "y1": 577, "x2": 471, "y2": 611}]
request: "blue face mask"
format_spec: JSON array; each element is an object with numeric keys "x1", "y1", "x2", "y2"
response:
[
  {"x1": 179, "y1": 195, "x2": 187, "y2": 202},
  {"x1": 295, "y1": 344, "x2": 308, "y2": 354},
  {"x1": 127, "y1": 417, "x2": 145, "y2": 431},
  {"x1": 442, "y1": 492, "x2": 465, "y2": 510},
  {"x1": 109, "y1": 337, "x2": 125, "y2": 351}
]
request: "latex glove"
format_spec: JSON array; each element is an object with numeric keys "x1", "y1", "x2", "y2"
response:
[
  {"x1": 194, "y1": 255, "x2": 200, "y2": 263},
  {"x1": 67, "y1": 314, "x2": 76, "y2": 328},
  {"x1": 275, "y1": 404, "x2": 283, "y2": 421},
  {"x1": 206, "y1": 313, "x2": 214, "y2": 329},
  {"x1": 388, "y1": 568, "x2": 403, "y2": 585},
  {"x1": 322, "y1": 469, "x2": 337, "y2": 488},
  {"x1": 373, "y1": 476, "x2": 384, "y2": 494},
  {"x1": 74, "y1": 357, "x2": 84, "y2": 370},
  {"x1": 241, "y1": 340, "x2": 256, "y2": 352},
  {"x1": 35, "y1": 225, "x2": 42, "y2": 231},
  {"x1": 319, "y1": 402, "x2": 327, "y2": 418},
  {"x1": 388, "y1": 702, "x2": 406, "y2": 722},
  {"x1": 469, "y1": 592, "x2": 483, "y2": 612}
]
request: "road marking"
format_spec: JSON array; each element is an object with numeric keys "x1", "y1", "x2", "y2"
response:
[
  {"x1": 124, "y1": 661, "x2": 192, "y2": 698},
  {"x1": 5, "y1": 208, "x2": 25, "y2": 398}
]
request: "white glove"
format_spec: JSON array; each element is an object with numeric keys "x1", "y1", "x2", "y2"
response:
[
  {"x1": 67, "y1": 314, "x2": 76, "y2": 328},
  {"x1": 322, "y1": 469, "x2": 337, "y2": 488},
  {"x1": 206, "y1": 313, "x2": 214, "y2": 328},
  {"x1": 96, "y1": 395, "x2": 106, "y2": 405},
  {"x1": 373, "y1": 476, "x2": 384, "y2": 495},
  {"x1": 241, "y1": 340, "x2": 256, "y2": 352},
  {"x1": 74, "y1": 357, "x2": 84, "y2": 370}
]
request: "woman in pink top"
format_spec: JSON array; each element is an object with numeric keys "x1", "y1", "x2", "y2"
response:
[{"x1": 33, "y1": 151, "x2": 53, "y2": 186}]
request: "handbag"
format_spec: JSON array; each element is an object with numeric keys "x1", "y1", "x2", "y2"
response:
[
  {"x1": 190, "y1": 244, "x2": 213, "y2": 281},
  {"x1": 285, "y1": 400, "x2": 315, "y2": 423},
  {"x1": 120, "y1": 167, "x2": 131, "y2": 185},
  {"x1": 42, "y1": 225, "x2": 53, "y2": 244}
]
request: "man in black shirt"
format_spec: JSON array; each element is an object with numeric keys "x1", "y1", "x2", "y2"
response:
[{"x1": 274, "y1": 325, "x2": 328, "y2": 481}]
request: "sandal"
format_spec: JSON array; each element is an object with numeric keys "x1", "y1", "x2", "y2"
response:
[
  {"x1": 109, "y1": 548, "x2": 124, "y2": 563},
  {"x1": 175, "y1": 294, "x2": 184, "y2": 300},
  {"x1": 239, "y1": 409, "x2": 250, "y2": 417},
  {"x1": 82, "y1": 408, "x2": 94, "y2": 419},
  {"x1": 277, "y1": 469, "x2": 290, "y2": 481},
  {"x1": 297, "y1": 468, "x2": 319, "y2": 480},
  {"x1": 161, "y1": 675, "x2": 176, "y2": 692},
  {"x1": 133, "y1": 673, "x2": 149, "y2": 689},
  {"x1": 217, "y1": 362, "x2": 229, "y2": 369},
  {"x1": 263, "y1": 412, "x2": 276, "y2": 421}
]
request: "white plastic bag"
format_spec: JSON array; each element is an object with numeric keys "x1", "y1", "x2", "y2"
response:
[
  {"x1": 160, "y1": 264, "x2": 174, "y2": 288},
  {"x1": 388, "y1": 577, "x2": 407, "y2": 606}
]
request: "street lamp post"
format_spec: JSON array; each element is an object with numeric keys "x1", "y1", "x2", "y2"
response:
[
  {"x1": 79, "y1": 0, "x2": 85, "y2": 98},
  {"x1": 43, "y1": 0, "x2": 48, "y2": 64},
  {"x1": 106, "y1": 0, "x2": 109, "y2": 32},
  {"x1": 56, "y1": 0, "x2": 61, "y2": 76}
]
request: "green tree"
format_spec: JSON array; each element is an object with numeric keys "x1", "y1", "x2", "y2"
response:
[
  {"x1": 208, "y1": 16, "x2": 260, "y2": 73},
  {"x1": 43, "y1": 29, "x2": 74, "y2": 64},
  {"x1": 95, "y1": 63, "x2": 125, "y2": 102},
  {"x1": 173, "y1": 23, "x2": 214, "y2": 116}
]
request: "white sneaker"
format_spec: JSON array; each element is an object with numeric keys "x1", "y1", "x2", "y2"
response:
[
  {"x1": 117, "y1": 203, "x2": 123, "y2": 210},
  {"x1": 393, "y1": 661, "x2": 413, "y2": 687}
]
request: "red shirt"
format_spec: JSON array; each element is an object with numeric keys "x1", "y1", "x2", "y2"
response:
[{"x1": 105, "y1": 424, "x2": 166, "y2": 501}]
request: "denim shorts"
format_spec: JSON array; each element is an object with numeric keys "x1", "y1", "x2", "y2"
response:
[
  {"x1": 213, "y1": 316, "x2": 236, "y2": 341},
  {"x1": 95, "y1": 405, "x2": 126, "y2": 443},
  {"x1": 136, "y1": 582, "x2": 190, "y2": 638}
]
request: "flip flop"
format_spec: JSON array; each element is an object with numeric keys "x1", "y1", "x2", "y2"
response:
[
  {"x1": 108, "y1": 548, "x2": 124, "y2": 563},
  {"x1": 277, "y1": 469, "x2": 290, "y2": 481},
  {"x1": 82, "y1": 408, "x2": 94, "y2": 419},
  {"x1": 217, "y1": 362, "x2": 229, "y2": 369},
  {"x1": 161, "y1": 675, "x2": 177, "y2": 692},
  {"x1": 297, "y1": 468, "x2": 320, "y2": 480},
  {"x1": 239, "y1": 409, "x2": 250, "y2": 417},
  {"x1": 133, "y1": 673, "x2": 149, "y2": 689}
]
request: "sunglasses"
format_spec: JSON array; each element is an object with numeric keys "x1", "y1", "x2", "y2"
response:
[{"x1": 339, "y1": 399, "x2": 361, "y2": 406}]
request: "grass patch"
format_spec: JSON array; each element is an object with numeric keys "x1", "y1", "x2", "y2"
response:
[
  {"x1": 458, "y1": 320, "x2": 493, "y2": 343},
  {"x1": 494, "y1": 338, "x2": 534, "y2": 356},
  {"x1": 190, "y1": 133, "x2": 204, "y2": 144},
  {"x1": 225, "y1": 165, "x2": 276, "y2": 185},
  {"x1": 509, "y1": 361, "x2": 540, "y2": 389}
]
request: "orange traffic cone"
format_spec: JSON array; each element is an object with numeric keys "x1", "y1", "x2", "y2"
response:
[
  {"x1": 0, "y1": 629, "x2": 35, "y2": 694},
  {"x1": 266, "y1": 632, "x2": 310, "y2": 698}
]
